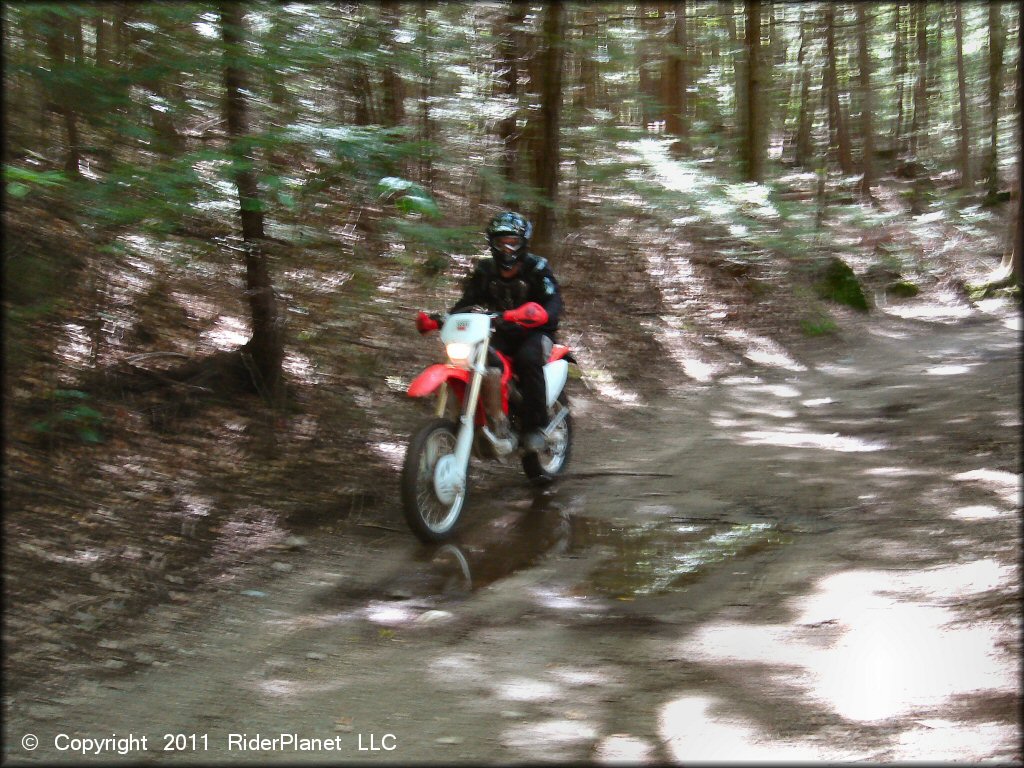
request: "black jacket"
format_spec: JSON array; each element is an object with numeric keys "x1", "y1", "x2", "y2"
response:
[{"x1": 451, "y1": 254, "x2": 563, "y2": 337}]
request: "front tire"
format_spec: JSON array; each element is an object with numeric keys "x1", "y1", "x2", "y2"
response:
[
  {"x1": 522, "y1": 392, "x2": 572, "y2": 485},
  {"x1": 401, "y1": 419, "x2": 468, "y2": 543}
]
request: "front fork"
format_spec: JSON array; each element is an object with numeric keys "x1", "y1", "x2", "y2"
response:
[{"x1": 435, "y1": 340, "x2": 489, "y2": 490}]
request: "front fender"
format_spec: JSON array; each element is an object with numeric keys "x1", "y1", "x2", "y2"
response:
[{"x1": 408, "y1": 364, "x2": 471, "y2": 398}]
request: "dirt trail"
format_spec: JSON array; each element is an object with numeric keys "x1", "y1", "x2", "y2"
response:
[{"x1": 3, "y1": 301, "x2": 1020, "y2": 764}]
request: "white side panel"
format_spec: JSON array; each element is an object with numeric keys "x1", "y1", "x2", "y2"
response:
[{"x1": 543, "y1": 360, "x2": 569, "y2": 407}]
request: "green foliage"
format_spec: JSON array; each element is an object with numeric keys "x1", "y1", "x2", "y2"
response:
[
  {"x1": 4, "y1": 166, "x2": 67, "y2": 199},
  {"x1": 887, "y1": 280, "x2": 920, "y2": 298},
  {"x1": 386, "y1": 219, "x2": 478, "y2": 273},
  {"x1": 31, "y1": 390, "x2": 105, "y2": 445},
  {"x1": 73, "y1": 156, "x2": 204, "y2": 233},
  {"x1": 815, "y1": 257, "x2": 870, "y2": 311},
  {"x1": 800, "y1": 313, "x2": 840, "y2": 337},
  {"x1": 377, "y1": 177, "x2": 440, "y2": 218}
]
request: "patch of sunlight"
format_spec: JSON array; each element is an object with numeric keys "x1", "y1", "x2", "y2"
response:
[
  {"x1": 881, "y1": 295, "x2": 973, "y2": 323},
  {"x1": 737, "y1": 403, "x2": 797, "y2": 419},
  {"x1": 574, "y1": 357, "x2": 642, "y2": 407},
  {"x1": 200, "y1": 315, "x2": 249, "y2": 350},
  {"x1": 898, "y1": 558, "x2": 1014, "y2": 596},
  {"x1": 633, "y1": 138, "x2": 716, "y2": 195},
  {"x1": 738, "y1": 428, "x2": 886, "y2": 453},
  {"x1": 890, "y1": 720, "x2": 1020, "y2": 763},
  {"x1": 283, "y1": 352, "x2": 324, "y2": 384},
  {"x1": 953, "y1": 468, "x2": 1020, "y2": 490},
  {"x1": 372, "y1": 441, "x2": 406, "y2": 470},
  {"x1": 722, "y1": 329, "x2": 806, "y2": 372},
  {"x1": 863, "y1": 466, "x2": 932, "y2": 478},
  {"x1": 122, "y1": 235, "x2": 164, "y2": 262},
  {"x1": 723, "y1": 182, "x2": 780, "y2": 220},
  {"x1": 548, "y1": 666, "x2": 618, "y2": 688},
  {"x1": 679, "y1": 567, "x2": 1018, "y2": 749},
  {"x1": 283, "y1": 268, "x2": 352, "y2": 293},
  {"x1": 950, "y1": 504, "x2": 1007, "y2": 520},
  {"x1": 925, "y1": 364, "x2": 977, "y2": 376},
  {"x1": 378, "y1": 273, "x2": 410, "y2": 295},
  {"x1": 720, "y1": 375, "x2": 763, "y2": 386},
  {"x1": 502, "y1": 719, "x2": 598, "y2": 761},
  {"x1": 643, "y1": 322, "x2": 722, "y2": 383},
  {"x1": 658, "y1": 696, "x2": 850, "y2": 762},
  {"x1": 802, "y1": 397, "x2": 836, "y2": 407},
  {"x1": 742, "y1": 382, "x2": 803, "y2": 398},
  {"x1": 254, "y1": 678, "x2": 347, "y2": 699},
  {"x1": 594, "y1": 734, "x2": 657, "y2": 764},
  {"x1": 953, "y1": 469, "x2": 1021, "y2": 507},
  {"x1": 363, "y1": 601, "x2": 419, "y2": 626},
  {"x1": 497, "y1": 677, "x2": 562, "y2": 703},
  {"x1": 56, "y1": 323, "x2": 92, "y2": 368},
  {"x1": 428, "y1": 653, "x2": 486, "y2": 685},
  {"x1": 530, "y1": 585, "x2": 593, "y2": 611},
  {"x1": 178, "y1": 493, "x2": 214, "y2": 519}
]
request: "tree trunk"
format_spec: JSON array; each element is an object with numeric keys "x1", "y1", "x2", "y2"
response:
[
  {"x1": 417, "y1": 3, "x2": 434, "y2": 192},
  {"x1": 531, "y1": 3, "x2": 565, "y2": 254},
  {"x1": 911, "y1": 3, "x2": 928, "y2": 157},
  {"x1": 955, "y1": 1, "x2": 972, "y2": 188},
  {"x1": 985, "y1": 2, "x2": 1004, "y2": 201},
  {"x1": 220, "y1": 2, "x2": 283, "y2": 397},
  {"x1": 825, "y1": 5, "x2": 853, "y2": 174},
  {"x1": 857, "y1": 5, "x2": 874, "y2": 196},
  {"x1": 794, "y1": 9, "x2": 814, "y2": 169},
  {"x1": 724, "y1": 1, "x2": 743, "y2": 144},
  {"x1": 43, "y1": 11, "x2": 81, "y2": 177},
  {"x1": 496, "y1": 3, "x2": 526, "y2": 201},
  {"x1": 380, "y1": 3, "x2": 405, "y2": 127},
  {"x1": 893, "y1": 4, "x2": 906, "y2": 155},
  {"x1": 743, "y1": 0, "x2": 763, "y2": 182},
  {"x1": 663, "y1": 1, "x2": 689, "y2": 156}
]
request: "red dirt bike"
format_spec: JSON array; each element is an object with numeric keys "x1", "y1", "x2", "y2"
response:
[{"x1": 400, "y1": 306, "x2": 575, "y2": 543}]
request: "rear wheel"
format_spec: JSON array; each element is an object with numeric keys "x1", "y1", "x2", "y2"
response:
[
  {"x1": 401, "y1": 419, "x2": 467, "y2": 543},
  {"x1": 522, "y1": 392, "x2": 572, "y2": 485}
]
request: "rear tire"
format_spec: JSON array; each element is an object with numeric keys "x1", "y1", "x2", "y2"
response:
[
  {"x1": 522, "y1": 391, "x2": 572, "y2": 485},
  {"x1": 401, "y1": 419, "x2": 467, "y2": 543}
]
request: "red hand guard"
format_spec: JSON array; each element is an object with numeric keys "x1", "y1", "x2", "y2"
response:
[
  {"x1": 416, "y1": 311, "x2": 440, "y2": 334},
  {"x1": 502, "y1": 302, "x2": 548, "y2": 329}
]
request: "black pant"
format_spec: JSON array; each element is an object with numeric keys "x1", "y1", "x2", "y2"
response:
[{"x1": 492, "y1": 331, "x2": 553, "y2": 432}]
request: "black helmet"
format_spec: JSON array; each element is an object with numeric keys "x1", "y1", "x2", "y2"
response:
[{"x1": 486, "y1": 211, "x2": 532, "y2": 271}]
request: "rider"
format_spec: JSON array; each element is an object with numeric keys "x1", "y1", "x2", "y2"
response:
[{"x1": 417, "y1": 211, "x2": 564, "y2": 454}]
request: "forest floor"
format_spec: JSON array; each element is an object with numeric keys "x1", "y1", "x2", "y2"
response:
[{"x1": 2, "y1": 158, "x2": 1021, "y2": 762}]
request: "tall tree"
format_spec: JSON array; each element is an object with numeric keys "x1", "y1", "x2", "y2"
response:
[
  {"x1": 531, "y1": 3, "x2": 565, "y2": 253},
  {"x1": 955, "y1": 1, "x2": 972, "y2": 188},
  {"x1": 220, "y1": 2, "x2": 283, "y2": 396},
  {"x1": 793, "y1": 8, "x2": 815, "y2": 169},
  {"x1": 743, "y1": 0, "x2": 764, "y2": 182},
  {"x1": 42, "y1": 11, "x2": 82, "y2": 176},
  {"x1": 824, "y1": 4, "x2": 853, "y2": 174},
  {"x1": 910, "y1": 2, "x2": 928, "y2": 156},
  {"x1": 380, "y1": 4, "x2": 405, "y2": 128},
  {"x1": 857, "y1": 5, "x2": 875, "y2": 196},
  {"x1": 495, "y1": 2, "x2": 526, "y2": 201},
  {"x1": 417, "y1": 3, "x2": 434, "y2": 191},
  {"x1": 985, "y1": 1, "x2": 1005, "y2": 201},
  {"x1": 662, "y1": 1, "x2": 689, "y2": 156},
  {"x1": 893, "y1": 4, "x2": 907, "y2": 154}
]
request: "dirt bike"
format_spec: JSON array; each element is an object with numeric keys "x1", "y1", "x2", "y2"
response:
[{"x1": 400, "y1": 306, "x2": 575, "y2": 543}]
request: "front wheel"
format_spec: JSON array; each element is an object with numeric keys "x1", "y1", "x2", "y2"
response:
[
  {"x1": 401, "y1": 418, "x2": 468, "y2": 543},
  {"x1": 522, "y1": 392, "x2": 572, "y2": 485}
]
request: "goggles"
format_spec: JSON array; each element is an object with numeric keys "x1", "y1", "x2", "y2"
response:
[{"x1": 491, "y1": 235, "x2": 524, "y2": 254}]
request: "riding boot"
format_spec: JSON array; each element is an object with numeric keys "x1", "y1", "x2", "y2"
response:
[{"x1": 481, "y1": 367, "x2": 510, "y2": 439}]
